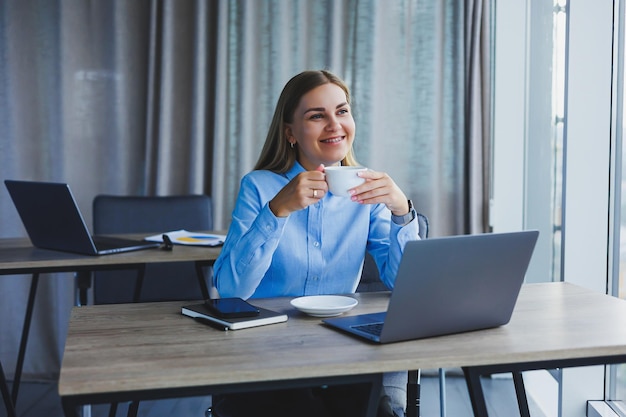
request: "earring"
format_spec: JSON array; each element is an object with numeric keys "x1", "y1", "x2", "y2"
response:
[{"x1": 290, "y1": 142, "x2": 295, "y2": 149}]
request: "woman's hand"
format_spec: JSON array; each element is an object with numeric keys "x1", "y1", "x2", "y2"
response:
[
  {"x1": 350, "y1": 170, "x2": 410, "y2": 216},
  {"x1": 269, "y1": 165, "x2": 328, "y2": 217}
]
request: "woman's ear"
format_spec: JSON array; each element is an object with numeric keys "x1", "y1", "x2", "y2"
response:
[
  {"x1": 284, "y1": 125, "x2": 293, "y2": 140},
  {"x1": 284, "y1": 125, "x2": 295, "y2": 146}
]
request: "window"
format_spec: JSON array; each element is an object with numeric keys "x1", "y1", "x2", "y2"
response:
[{"x1": 494, "y1": 1, "x2": 616, "y2": 414}]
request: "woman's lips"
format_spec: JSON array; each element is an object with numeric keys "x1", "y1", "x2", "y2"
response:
[{"x1": 320, "y1": 136, "x2": 344, "y2": 144}]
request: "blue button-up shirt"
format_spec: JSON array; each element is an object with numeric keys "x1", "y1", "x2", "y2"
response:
[{"x1": 214, "y1": 163, "x2": 420, "y2": 299}]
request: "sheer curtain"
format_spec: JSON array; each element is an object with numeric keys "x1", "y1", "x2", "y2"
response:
[
  {"x1": 0, "y1": 0, "x2": 490, "y2": 381},
  {"x1": 0, "y1": 0, "x2": 216, "y2": 379},
  {"x1": 212, "y1": 0, "x2": 491, "y2": 237}
]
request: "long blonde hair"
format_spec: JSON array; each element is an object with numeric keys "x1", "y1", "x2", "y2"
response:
[{"x1": 254, "y1": 70, "x2": 359, "y2": 172}]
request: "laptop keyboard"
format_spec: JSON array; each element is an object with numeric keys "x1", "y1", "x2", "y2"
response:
[{"x1": 352, "y1": 322, "x2": 384, "y2": 337}]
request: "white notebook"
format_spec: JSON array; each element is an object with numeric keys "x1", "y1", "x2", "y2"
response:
[{"x1": 146, "y1": 230, "x2": 226, "y2": 247}]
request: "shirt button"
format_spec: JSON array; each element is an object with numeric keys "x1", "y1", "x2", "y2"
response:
[{"x1": 313, "y1": 242, "x2": 320, "y2": 247}]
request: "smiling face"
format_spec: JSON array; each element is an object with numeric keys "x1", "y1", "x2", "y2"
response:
[{"x1": 284, "y1": 83, "x2": 356, "y2": 171}]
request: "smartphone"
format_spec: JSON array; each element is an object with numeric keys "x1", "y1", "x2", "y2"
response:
[{"x1": 204, "y1": 297, "x2": 260, "y2": 318}]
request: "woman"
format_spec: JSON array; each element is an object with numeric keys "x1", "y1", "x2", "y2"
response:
[{"x1": 212, "y1": 70, "x2": 420, "y2": 417}]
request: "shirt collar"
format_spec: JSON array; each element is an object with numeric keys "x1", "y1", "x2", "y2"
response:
[{"x1": 285, "y1": 161, "x2": 306, "y2": 180}]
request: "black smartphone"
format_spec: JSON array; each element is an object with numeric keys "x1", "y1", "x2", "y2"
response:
[{"x1": 204, "y1": 297, "x2": 260, "y2": 318}]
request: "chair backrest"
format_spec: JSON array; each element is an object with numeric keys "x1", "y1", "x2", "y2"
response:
[
  {"x1": 415, "y1": 213, "x2": 429, "y2": 240},
  {"x1": 357, "y1": 212, "x2": 429, "y2": 292},
  {"x1": 92, "y1": 194, "x2": 213, "y2": 304},
  {"x1": 93, "y1": 194, "x2": 213, "y2": 234}
]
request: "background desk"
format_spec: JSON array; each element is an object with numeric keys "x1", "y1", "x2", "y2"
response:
[
  {"x1": 59, "y1": 283, "x2": 626, "y2": 417},
  {"x1": 0, "y1": 236, "x2": 221, "y2": 275},
  {"x1": 0, "y1": 236, "x2": 220, "y2": 417}
]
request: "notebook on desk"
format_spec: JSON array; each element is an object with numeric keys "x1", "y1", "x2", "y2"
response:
[
  {"x1": 182, "y1": 302, "x2": 288, "y2": 330},
  {"x1": 4, "y1": 180, "x2": 160, "y2": 255},
  {"x1": 323, "y1": 230, "x2": 539, "y2": 344}
]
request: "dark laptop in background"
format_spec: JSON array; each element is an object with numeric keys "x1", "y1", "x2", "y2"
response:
[
  {"x1": 323, "y1": 230, "x2": 539, "y2": 343},
  {"x1": 4, "y1": 180, "x2": 160, "y2": 255}
]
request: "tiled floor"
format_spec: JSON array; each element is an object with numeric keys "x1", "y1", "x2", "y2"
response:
[{"x1": 2, "y1": 369, "x2": 546, "y2": 417}]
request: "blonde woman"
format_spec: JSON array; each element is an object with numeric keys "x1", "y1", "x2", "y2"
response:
[{"x1": 213, "y1": 70, "x2": 419, "y2": 417}]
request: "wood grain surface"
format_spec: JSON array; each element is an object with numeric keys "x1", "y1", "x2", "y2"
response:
[{"x1": 59, "y1": 283, "x2": 626, "y2": 398}]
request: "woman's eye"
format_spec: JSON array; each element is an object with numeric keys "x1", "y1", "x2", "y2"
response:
[
  {"x1": 338, "y1": 108, "x2": 349, "y2": 115},
  {"x1": 309, "y1": 113, "x2": 323, "y2": 120}
]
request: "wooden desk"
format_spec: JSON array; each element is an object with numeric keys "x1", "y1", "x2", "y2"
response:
[
  {"x1": 58, "y1": 282, "x2": 626, "y2": 417},
  {"x1": 0, "y1": 236, "x2": 221, "y2": 417},
  {"x1": 0, "y1": 236, "x2": 221, "y2": 274}
]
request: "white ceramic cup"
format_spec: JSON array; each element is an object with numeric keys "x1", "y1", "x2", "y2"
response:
[{"x1": 324, "y1": 166, "x2": 367, "y2": 197}]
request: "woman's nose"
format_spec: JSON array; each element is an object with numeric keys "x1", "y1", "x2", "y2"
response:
[{"x1": 325, "y1": 116, "x2": 340, "y2": 131}]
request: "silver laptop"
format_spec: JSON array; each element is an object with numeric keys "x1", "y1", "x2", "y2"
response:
[
  {"x1": 4, "y1": 180, "x2": 160, "y2": 256},
  {"x1": 323, "y1": 230, "x2": 539, "y2": 343}
]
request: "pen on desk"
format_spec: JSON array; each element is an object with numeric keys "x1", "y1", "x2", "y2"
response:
[{"x1": 194, "y1": 317, "x2": 229, "y2": 331}]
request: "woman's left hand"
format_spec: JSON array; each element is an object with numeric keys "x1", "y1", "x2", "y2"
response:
[{"x1": 350, "y1": 170, "x2": 410, "y2": 216}]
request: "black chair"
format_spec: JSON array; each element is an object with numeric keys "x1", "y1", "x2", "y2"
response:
[
  {"x1": 91, "y1": 194, "x2": 214, "y2": 417},
  {"x1": 91, "y1": 194, "x2": 214, "y2": 304},
  {"x1": 357, "y1": 213, "x2": 444, "y2": 417},
  {"x1": 357, "y1": 213, "x2": 429, "y2": 292}
]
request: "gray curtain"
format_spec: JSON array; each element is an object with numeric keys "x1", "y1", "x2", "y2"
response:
[
  {"x1": 0, "y1": 0, "x2": 217, "y2": 380},
  {"x1": 212, "y1": 0, "x2": 491, "y2": 236},
  {"x1": 0, "y1": 0, "x2": 490, "y2": 380}
]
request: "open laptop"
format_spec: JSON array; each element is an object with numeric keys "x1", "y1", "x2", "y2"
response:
[
  {"x1": 4, "y1": 180, "x2": 160, "y2": 255},
  {"x1": 323, "y1": 230, "x2": 539, "y2": 343}
]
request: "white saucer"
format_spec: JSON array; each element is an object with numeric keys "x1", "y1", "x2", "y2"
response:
[{"x1": 290, "y1": 295, "x2": 358, "y2": 317}]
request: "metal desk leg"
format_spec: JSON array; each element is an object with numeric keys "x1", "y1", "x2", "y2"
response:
[
  {"x1": 75, "y1": 271, "x2": 92, "y2": 306},
  {"x1": 512, "y1": 371, "x2": 531, "y2": 417},
  {"x1": 12, "y1": 272, "x2": 39, "y2": 406},
  {"x1": 407, "y1": 369, "x2": 420, "y2": 417},
  {"x1": 127, "y1": 400, "x2": 139, "y2": 417},
  {"x1": 1, "y1": 360, "x2": 17, "y2": 417},
  {"x1": 195, "y1": 261, "x2": 212, "y2": 300},
  {"x1": 62, "y1": 397, "x2": 81, "y2": 417},
  {"x1": 462, "y1": 367, "x2": 489, "y2": 417},
  {"x1": 107, "y1": 402, "x2": 118, "y2": 417},
  {"x1": 439, "y1": 368, "x2": 447, "y2": 417},
  {"x1": 131, "y1": 265, "x2": 146, "y2": 303}
]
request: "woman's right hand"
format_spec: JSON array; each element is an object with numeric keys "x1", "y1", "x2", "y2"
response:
[{"x1": 269, "y1": 164, "x2": 327, "y2": 217}]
